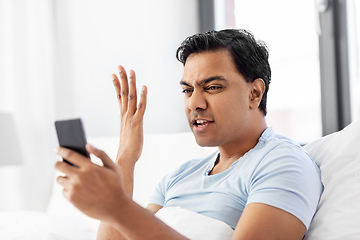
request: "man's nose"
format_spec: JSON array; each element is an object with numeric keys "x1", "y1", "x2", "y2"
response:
[{"x1": 187, "y1": 90, "x2": 207, "y2": 111}]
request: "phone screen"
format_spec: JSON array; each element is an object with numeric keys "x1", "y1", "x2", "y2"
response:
[{"x1": 55, "y1": 118, "x2": 89, "y2": 166}]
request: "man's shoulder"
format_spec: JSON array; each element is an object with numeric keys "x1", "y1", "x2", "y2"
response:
[
  {"x1": 253, "y1": 128, "x2": 318, "y2": 172},
  {"x1": 260, "y1": 128, "x2": 307, "y2": 156},
  {"x1": 255, "y1": 132, "x2": 320, "y2": 179}
]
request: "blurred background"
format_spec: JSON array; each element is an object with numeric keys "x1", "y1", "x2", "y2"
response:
[{"x1": 0, "y1": 0, "x2": 359, "y2": 212}]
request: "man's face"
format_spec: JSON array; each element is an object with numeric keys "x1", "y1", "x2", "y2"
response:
[{"x1": 180, "y1": 49, "x2": 254, "y2": 148}]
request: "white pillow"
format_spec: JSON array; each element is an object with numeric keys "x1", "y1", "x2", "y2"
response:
[
  {"x1": 155, "y1": 207, "x2": 234, "y2": 240},
  {"x1": 303, "y1": 120, "x2": 360, "y2": 240}
]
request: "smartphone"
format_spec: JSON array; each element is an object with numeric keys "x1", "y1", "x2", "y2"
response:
[{"x1": 55, "y1": 118, "x2": 89, "y2": 166}]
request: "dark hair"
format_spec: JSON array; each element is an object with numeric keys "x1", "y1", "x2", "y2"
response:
[{"x1": 176, "y1": 29, "x2": 271, "y2": 116}]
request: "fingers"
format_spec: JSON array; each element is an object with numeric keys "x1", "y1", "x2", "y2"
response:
[
  {"x1": 127, "y1": 70, "x2": 137, "y2": 115},
  {"x1": 118, "y1": 65, "x2": 129, "y2": 114},
  {"x1": 136, "y1": 85, "x2": 147, "y2": 118},
  {"x1": 55, "y1": 160, "x2": 78, "y2": 177},
  {"x1": 113, "y1": 65, "x2": 147, "y2": 118},
  {"x1": 56, "y1": 175, "x2": 71, "y2": 188},
  {"x1": 112, "y1": 73, "x2": 122, "y2": 113},
  {"x1": 86, "y1": 144, "x2": 116, "y2": 169},
  {"x1": 55, "y1": 147, "x2": 90, "y2": 169}
]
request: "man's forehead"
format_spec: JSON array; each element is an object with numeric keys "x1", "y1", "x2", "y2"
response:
[
  {"x1": 183, "y1": 50, "x2": 237, "y2": 73},
  {"x1": 181, "y1": 51, "x2": 240, "y2": 85},
  {"x1": 184, "y1": 49, "x2": 231, "y2": 64}
]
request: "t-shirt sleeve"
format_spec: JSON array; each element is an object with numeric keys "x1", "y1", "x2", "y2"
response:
[
  {"x1": 247, "y1": 145, "x2": 322, "y2": 230},
  {"x1": 148, "y1": 180, "x2": 166, "y2": 207}
]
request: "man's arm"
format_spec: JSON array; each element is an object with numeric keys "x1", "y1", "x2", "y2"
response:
[
  {"x1": 97, "y1": 204, "x2": 163, "y2": 240},
  {"x1": 97, "y1": 65, "x2": 149, "y2": 239},
  {"x1": 96, "y1": 161, "x2": 137, "y2": 240},
  {"x1": 97, "y1": 160, "x2": 163, "y2": 239},
  {"x1": 231, "y1": 203, "x2": 306, "y2": 240}
]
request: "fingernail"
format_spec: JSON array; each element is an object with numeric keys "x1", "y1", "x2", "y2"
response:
[
  {"x1": 54, "y1": 147, "x2": 59, "y2": 154},
  {"x1": 87, "y1": 143, "x2": 95, "y2": 151},
  {"x1": 117, "y1": 65, "x2": 122, "y2": 72}
]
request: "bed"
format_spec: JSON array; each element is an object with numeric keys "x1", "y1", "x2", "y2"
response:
[{"x1": 1, "y1": 120, "x2": 360, "y2": 240}]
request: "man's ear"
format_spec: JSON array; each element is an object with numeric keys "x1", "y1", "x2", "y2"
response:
[{"x1": 249, "y1": 78, "x2": 265, "y2": 109}]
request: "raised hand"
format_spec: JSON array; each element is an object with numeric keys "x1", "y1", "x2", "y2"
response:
[{"x1": 112, "y1": 65, "x2": 147, "y2": 176}]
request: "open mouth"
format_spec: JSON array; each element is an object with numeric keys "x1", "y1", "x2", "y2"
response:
[{"x1": 192, "y1": 119, "x2": 213, "y2": 127}]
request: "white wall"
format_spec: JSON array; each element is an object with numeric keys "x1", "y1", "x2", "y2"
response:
[{"x1": 54, "y1": 0, "x2": 198, "y2": 137}]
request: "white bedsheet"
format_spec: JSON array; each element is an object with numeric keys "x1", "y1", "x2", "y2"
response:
[
  {"x1": 0, "y1": 211, "x2": 97, "y2": 240},
  {"x1": 0, "y1": 207, "x2": 233, "y2": 240}
]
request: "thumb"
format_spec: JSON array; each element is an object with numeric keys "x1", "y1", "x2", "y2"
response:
[{"x1": 86, "y1": 143, "x2": 116, "y2": 169}]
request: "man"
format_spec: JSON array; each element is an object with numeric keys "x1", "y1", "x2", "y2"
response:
[{"x1": 55, "y1": 29, "x2": 322, "y2": 240}]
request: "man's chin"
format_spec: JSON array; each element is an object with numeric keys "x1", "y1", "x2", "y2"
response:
[{"x1": 194, "y1": 136, "x2": 218, "y2": 147}]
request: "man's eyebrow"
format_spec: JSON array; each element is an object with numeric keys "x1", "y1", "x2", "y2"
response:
[
  {"x1": 180, "y1": 75, "x2": 227, "y2": 86},
  {"x1": 179, "y1": 80, "x2": 191, "y2": 87},
  {"x1": 200, "y1": 76, "x2": 227, "y2": 85}
]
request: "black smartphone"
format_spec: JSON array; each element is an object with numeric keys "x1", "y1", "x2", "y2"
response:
[{"x1": 55, "y1": 118, "x2": 89, "y2": 166}]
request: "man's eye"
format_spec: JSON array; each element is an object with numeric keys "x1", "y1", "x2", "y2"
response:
[
  {"x1": 207, "y1": 86, "x2": 222, "y2": 91},
  {"x1": 182, "y1": 89, "x2": 193, "y2": 94}
]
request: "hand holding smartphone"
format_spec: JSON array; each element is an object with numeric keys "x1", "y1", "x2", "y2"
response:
[{"x1": 55, "y1": 118, "x2": 89, "y2": 166}]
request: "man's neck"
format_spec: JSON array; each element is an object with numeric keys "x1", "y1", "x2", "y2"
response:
[
  {"x1": 209, "y1": 122, "x2": 267, "y2": 176},
  {"x1": 217, "y1": 118, "x2": 267, "y2": 166}
]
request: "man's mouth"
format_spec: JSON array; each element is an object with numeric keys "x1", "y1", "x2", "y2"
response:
[{"x1": 192, "y1": 119, "x2": 213, "y2": 127}]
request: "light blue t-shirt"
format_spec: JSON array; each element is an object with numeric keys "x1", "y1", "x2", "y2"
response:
[{"x1": 149, "y1": 127, "x2": 322, "y2": 230}]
